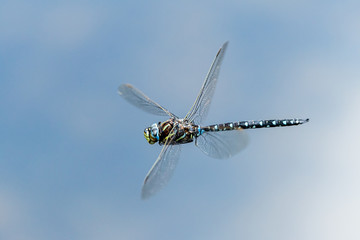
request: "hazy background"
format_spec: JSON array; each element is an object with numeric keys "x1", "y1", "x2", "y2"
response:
[{"x1": 1, "y1": 0, "x2": 360, "y2": 239}]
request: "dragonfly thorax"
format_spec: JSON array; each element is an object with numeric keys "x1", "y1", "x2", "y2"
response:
[
  {"x1": 144, "y1": 123, "x2": 159, "y2": 144},
  {"x1": 144, "y1": 118, "x2": 201, "y2": 146}
]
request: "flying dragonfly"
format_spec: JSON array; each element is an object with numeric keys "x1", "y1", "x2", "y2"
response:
[{"x1": 118, "y1": 42, "x2": 309, "y2": 199}]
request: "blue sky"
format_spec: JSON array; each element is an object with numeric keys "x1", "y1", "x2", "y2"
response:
[{"x1": 1, "y1": 0, "x2": 360, "y2": 239}]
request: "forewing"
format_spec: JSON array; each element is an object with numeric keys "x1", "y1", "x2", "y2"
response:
[
  {"x1": 195, "y1": 129, "x2": 248, "y2": 159},
  {"x1": 184, "y1": 42, "x2": 228, "y2": 124},
  {"x1": 141, "y1": 137, "x2": 181, "y2": 199},
  {"x1": 118, "y1": 84, "x2": 177, "y2": 118}
]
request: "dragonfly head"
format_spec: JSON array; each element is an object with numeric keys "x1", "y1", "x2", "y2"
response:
[{"x1": 144, "y1": 123, "x2": 159, "y2": 144}]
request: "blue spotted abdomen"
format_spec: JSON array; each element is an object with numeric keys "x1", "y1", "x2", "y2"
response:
[{"x1": 202, "y1": 118, "x2": 309, "y2": 132}]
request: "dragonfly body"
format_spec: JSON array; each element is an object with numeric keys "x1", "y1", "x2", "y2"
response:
[
  {"x1": 118, "y1": 42, "x2": 309, "y2": 199},
  {"x1": 145, "y1": 118, "x2": 309, "y2": 146}
]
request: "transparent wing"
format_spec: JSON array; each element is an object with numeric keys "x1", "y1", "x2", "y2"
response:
[
  {"x1": 184, "y1": 42, "x2": 228, "y2": 124},
  {"x1": 141, "y1": 136, "x2": 181, "y2": 199},
  {"x1": 195, "y1": 129, "x2": 248, "y2": 159},
  {"x1": 118, "y1": 84, "x2": 177, "y2": 118}
]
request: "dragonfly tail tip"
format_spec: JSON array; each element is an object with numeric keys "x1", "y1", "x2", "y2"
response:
[{"x1": 302, "y1": 118, "x2": 310, "y2": 124}]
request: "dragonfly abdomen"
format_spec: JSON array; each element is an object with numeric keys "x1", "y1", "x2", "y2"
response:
[{"x1": 202, "y1": 118, "x2": 309, "y2": 132}]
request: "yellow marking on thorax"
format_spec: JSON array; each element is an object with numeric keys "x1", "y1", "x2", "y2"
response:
[
  {"x1": 162, "y1": 123, "x2": 171, "y2": 131},
  {"x1": 164, "y1": 129, "x2": 176, "y2": 142},
  {"x1": 176, "y1": 133, "x2": 186, "y2": 141}
]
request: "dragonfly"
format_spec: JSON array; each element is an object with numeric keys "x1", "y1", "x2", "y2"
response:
[{"x1": 118, "y1": 42, "x2": 309, "y2": 199}]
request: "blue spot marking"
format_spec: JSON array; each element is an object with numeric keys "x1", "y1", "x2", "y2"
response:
[
  {"x1": 198, "y1": 127, "x2": 204, "y2": 135},
  {"x1": 151, "y1": 131, "x2": 159, "y2": 141}
]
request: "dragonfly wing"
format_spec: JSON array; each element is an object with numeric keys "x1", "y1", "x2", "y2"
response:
[
  {"x1": 118, "y1": 84, "x2": 177, "y2": 118},
  {"x1": 195, "y1": 129, "x2": 248, "y2": 159},
  {"x1": 141, "y1": 136, "x2": 181, "y2": 199},
  {"x1": 184, "y1": 42, "x2": 228, "y2": 124}
]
